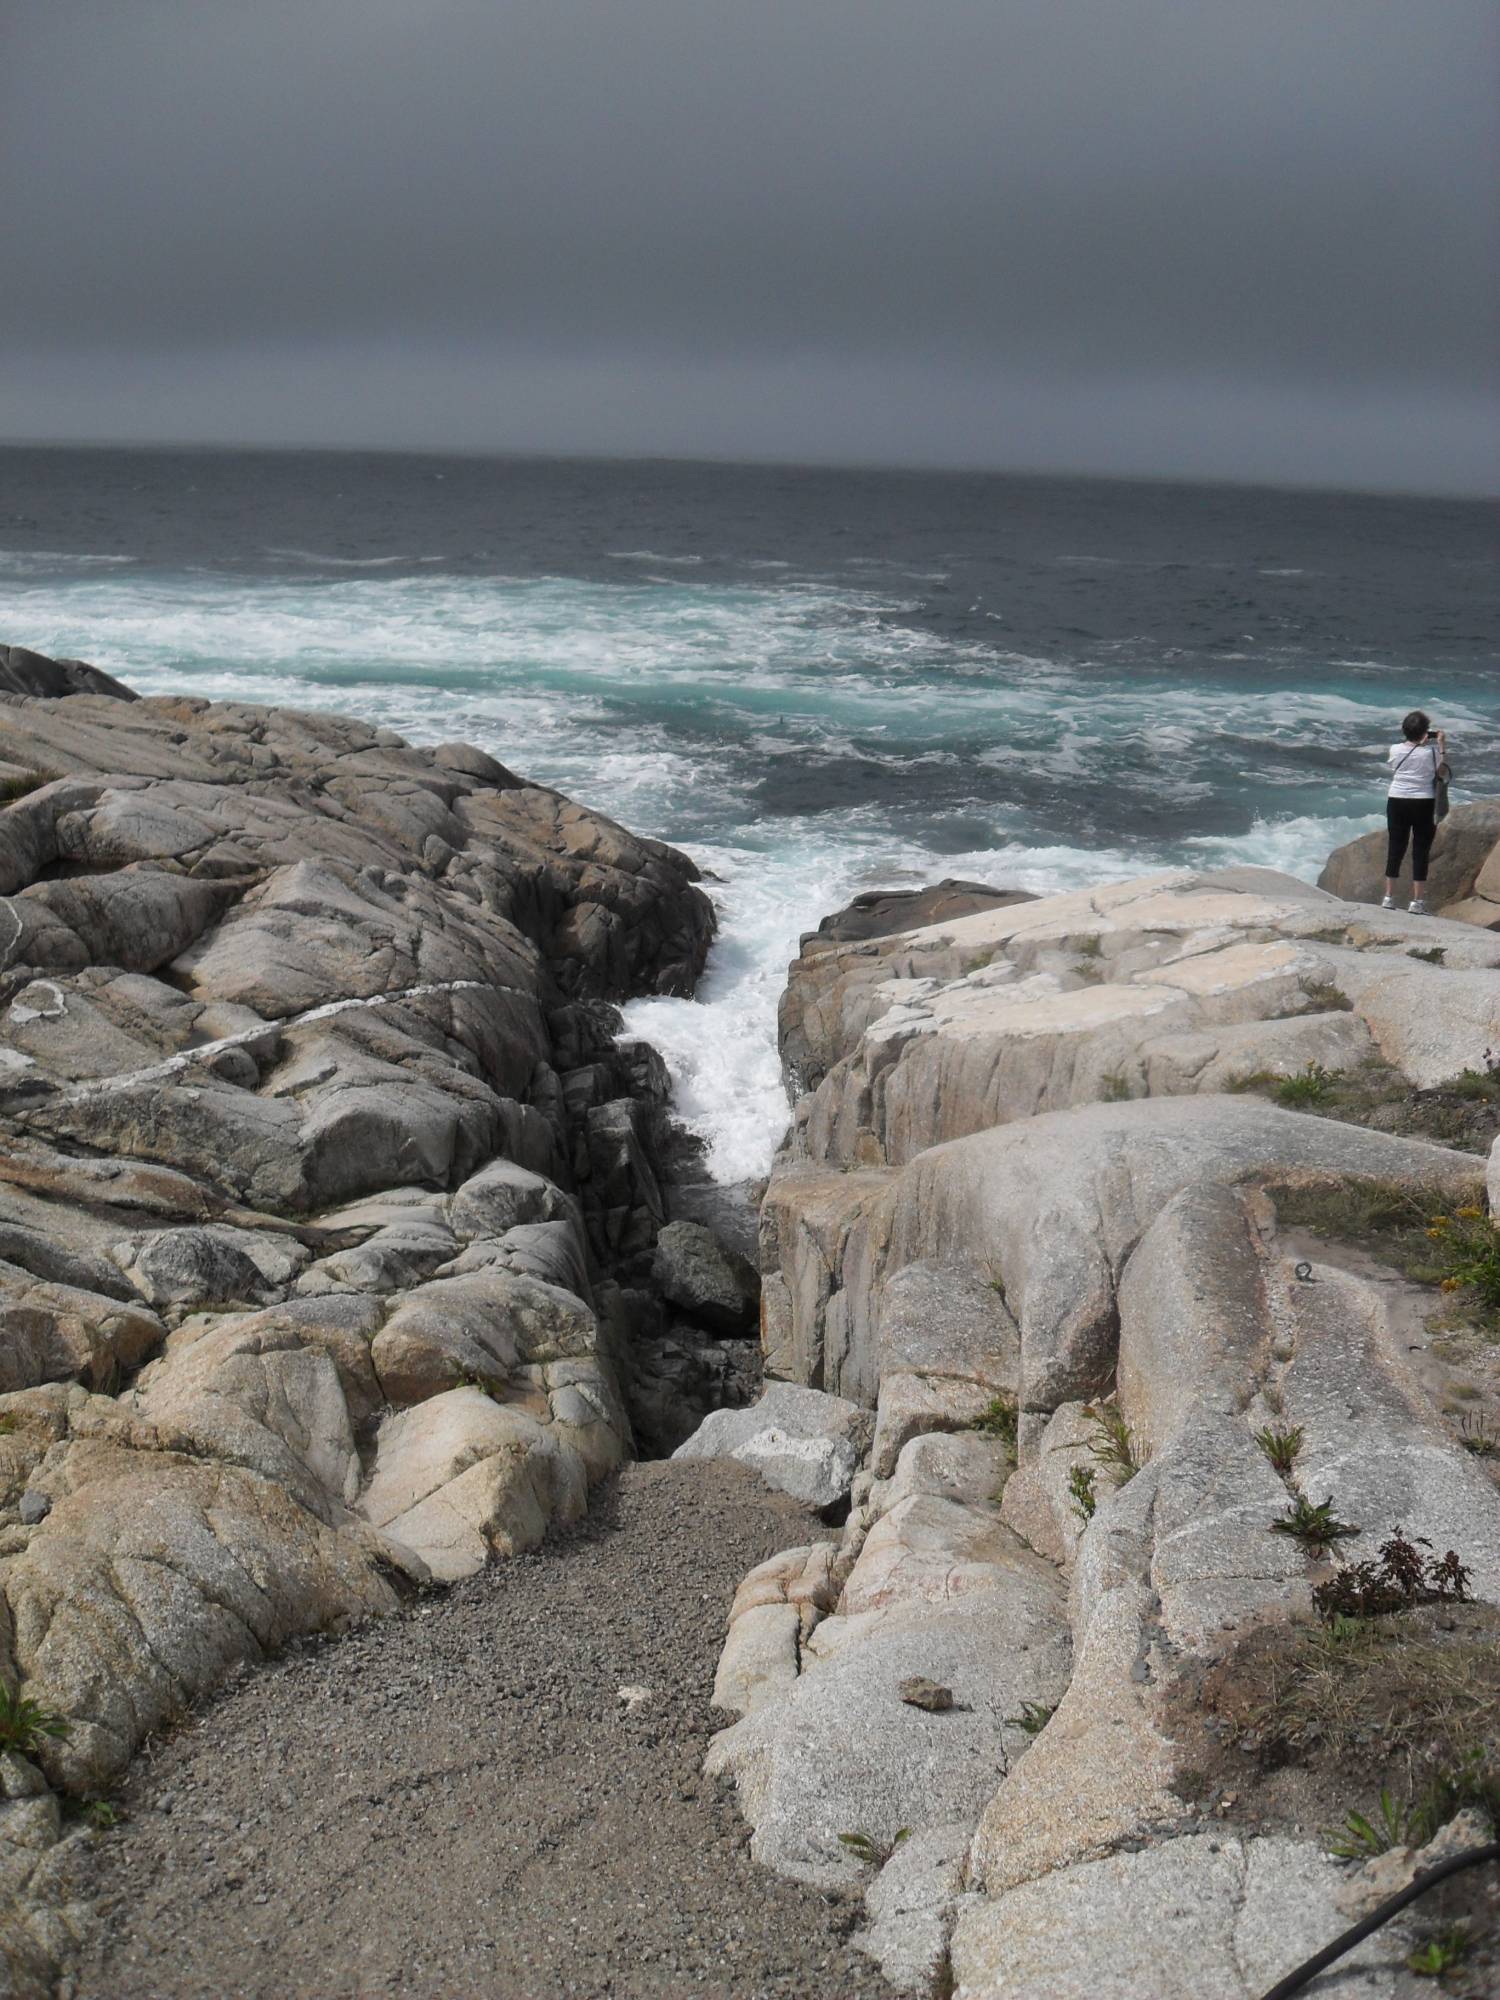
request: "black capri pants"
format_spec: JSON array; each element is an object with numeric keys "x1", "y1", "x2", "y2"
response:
[{"x1": 1385, "y1": 796, "x2": 1435, "y2": 880}]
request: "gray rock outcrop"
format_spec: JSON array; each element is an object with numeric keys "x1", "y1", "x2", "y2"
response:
[
  {"x1": 0, "y1": 679, "x2": 716, "y2": 1988},
  {"x1": 0, "y1": 644, "x2": 138, "y2": 706},
  {"x1": 709, "y1": 863, "x2": 1500, "y2": 1998}
]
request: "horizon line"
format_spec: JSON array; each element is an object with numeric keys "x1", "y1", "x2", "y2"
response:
[{"x1": 1, "y1": 432, "x2": 1495, "y2": 506}]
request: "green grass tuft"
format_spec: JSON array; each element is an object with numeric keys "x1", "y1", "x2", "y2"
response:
[
  {"x1": 1406, "y1": 1925, "x2": 1470, "y2": 1978},
  {"x1": 0, "y1": 1685, "x2": 70, "y2": 1755},
  {"x1": 1270, "y1": 1492, "x2": 1359, "y2": 1548},
  {"x1": 973, "y1": 1395, "x2": 1018, "y2": 1450},
  {"x1": 0, "y1": 770, "x2": 56, "y2": 805},
  {"x1": 1275, "y1": 1062, "x2": 1339, "y2": 1107},
  {"x1": 1083, "y1": 1402, "x2": 1142, "y2": 1483},
  {"x1": 1254, "y1": 1424, "x2": 1304, "y2": 1477},
  {"x1": 1068, "y1": 1464, "x2": 1097, "y2": 1523},
  {"x1": 1005, "y1": 1699, "x2": 1057, "y2": 1738}
]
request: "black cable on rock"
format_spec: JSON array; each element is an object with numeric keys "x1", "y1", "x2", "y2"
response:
[{"x1": 1257, "y1": 1841, "x2": 1500, "y2": 2000}]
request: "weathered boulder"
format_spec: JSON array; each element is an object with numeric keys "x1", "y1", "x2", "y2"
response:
[
  {"x1": 807, "y1": 880, "x2": 1032, "y2": 946},
  {"x1": 673, "y1": 1382, "x2": 873, "y2": 1508},
  {"x1": 357, "y1": 1387, "x2": 589, "y2": 1580},
  {"x1": 0, "y1": 1266, "x2": 166, "y2": 1394},
  {"x1": 0, "y1": 644, "x2": 137, "y2": 704},
  {"x1": 706, "y1": 1432, "x2": 1070, "y2": 1891},
  {"x1": 651, "y1": 1218, "x2": 759, "y2": 1334},
  {"x1": 664, "y1": 1176, "x2": 761, "y2": 1267},
  {"x1": 765, "y1": 1092, "x2": 1484, "y2": 1413},
  {"x1": 1318, "y1": 797, "x2": 1500, "y2": 926},
  {"x1": 369, "y1": 1269, "x2": 597, "y2": 1405}
]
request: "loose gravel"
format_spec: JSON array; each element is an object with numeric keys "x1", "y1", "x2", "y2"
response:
[{"x1": 68, "y1": 1462, "x2": 897, "y2": 2000}]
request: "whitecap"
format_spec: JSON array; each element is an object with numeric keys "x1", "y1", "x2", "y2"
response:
[
  {"x1": 263, "y1": 548, "x2": 436, "y2": 567},
  {"x1": 606, "y1": 550, "x2": 705, "y2": 565}
]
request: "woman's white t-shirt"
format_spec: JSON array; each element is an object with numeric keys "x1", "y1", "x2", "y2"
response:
[{"x1": 1387, "y1": 740, "x2": 1440, "y2": 800}]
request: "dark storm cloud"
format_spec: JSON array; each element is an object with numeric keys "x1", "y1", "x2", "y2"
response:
[{"x1": 2, "y1": 0, "x2": 1497, "y2": 490}]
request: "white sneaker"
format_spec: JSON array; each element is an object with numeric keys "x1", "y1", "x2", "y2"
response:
[
  {"x1": 1408, "y1": 899, "x2": 1428, "y2": 915},
  {"x1": 1380, "y1": 895, "x2": 1396, "y2": 909}
]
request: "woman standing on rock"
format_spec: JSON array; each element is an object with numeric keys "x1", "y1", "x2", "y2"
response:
[{"x1": 1383, "y1": 708, "x2": 1448, "y2": 914}]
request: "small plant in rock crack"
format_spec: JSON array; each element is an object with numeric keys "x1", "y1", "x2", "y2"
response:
[
  {"x1": 1005, "y1": 1700, "x2": 1057, "y2": 1738},
  {"x1": 456, "y1": 1373, "x2": 504, "y2": 1401},
  {"x1": 1099, "y1": 1071, "x2": 1132, "y2": 1103},
  {"x1": 1068, "y1": 1464, "x2": 1098, "y2": 1523},
  {"x1": 837, "y1": 1828, "x2": 910, "y2": 1868},
  {"x1": 1269, "y1": 1492, "x2": 1359, "y2": 1549},
  {"x1": 1450, "y1": 1048, "x2": 1500, "y2": 1101},
  {"x1": 973, "y1": 1395, "x2": 1018, "y2": 1450},
  {"x1": 1312, "y1": 1528, "x2": 1471, "y2": 1621},
  {"x1": 0, "y1": 1414, "x2": 16, "y2": 1436},
  {"x1": 1424, "y1": 1207, "x2": 1500, "y2": 1310},
  {"x1": 1458, "y1": 1411, "x2": 1498, "y2": 1457},
  {"x1": 1075, "y1": 934, "x2": 1104, "y2": 959},
  {"x1": 64, "y1": 1797, "x2": 124, "y2": 1831},
  {"x1": 0, "y1": 1686, "x2": 70, "y2": 1755},
  {"x1": 1325, "y1": 1784, "x2": 1420, "y2": 1860},
  {"x1": 1275, "y1": 1062, "x2": 1339, "y2": 1108},
  {"x1": 1407, "y1": 946, "x2": 1447, "y2": 966},
  {"x1": 1083, "y1": 1403, "x2": 1142, "y2": 1484},
  {"x1": 1302, "y1": 981, "x2": 1354, "y2": 1014},
  {"x1": 1253, "y1": 1424, "x2": 1304, "y2": 1477},
  {"x1": 0, "y1": 770, "x2": 56, "y2": 804},
  {"x1": 1406, "y1": 1925, "x2": 1470, "y2": 1978}
]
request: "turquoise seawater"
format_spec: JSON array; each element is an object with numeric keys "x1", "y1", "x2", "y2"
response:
[{"x1": 3, "y1": 447, "x2": 1494, "y2": 1174}]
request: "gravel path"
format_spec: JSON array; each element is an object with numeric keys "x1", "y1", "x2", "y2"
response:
[{"x1": 68, "y1": 1462, "x2": 896, "y2": 2000}]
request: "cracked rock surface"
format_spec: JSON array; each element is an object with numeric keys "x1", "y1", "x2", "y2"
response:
[{"x1": 710, "y1": 861, "x2": 1500, "y2": 1997}]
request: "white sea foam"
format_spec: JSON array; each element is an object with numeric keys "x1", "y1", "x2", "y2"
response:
[
  {"x1": 263, "y1": 548, "x2": 443, "y2": 567},
  {"x1": 607, "y1": 550, "x2": 705, "y2": 565},
  {"x1": 0, "y1": 559, "x2": 1430, "y2": 1183}
]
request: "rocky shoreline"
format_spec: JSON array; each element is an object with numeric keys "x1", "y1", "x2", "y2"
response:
[
  {"x1": 4, "y1": 660, "x2": 1500, "y2": 1998},
  {"x1": 0, "y1": 667, "x2": 769, "y2": 1993},
  {"x1": 698, "y1": 859, "x2": 1500, "y2": 1998}
]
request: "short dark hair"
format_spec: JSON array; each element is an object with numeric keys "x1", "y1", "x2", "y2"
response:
[{"x1": 1401, "y1": 710, "x2": 1430, "y2": 741}]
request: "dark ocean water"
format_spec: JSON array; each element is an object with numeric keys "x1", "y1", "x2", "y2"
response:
[{"x1": 2, "y1": 444, "x2": 1495, "y2": 1172}]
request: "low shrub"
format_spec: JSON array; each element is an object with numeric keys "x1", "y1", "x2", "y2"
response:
[{"x1": 1313, "y1": 1529, "x2": 1470, "y2": 1622}]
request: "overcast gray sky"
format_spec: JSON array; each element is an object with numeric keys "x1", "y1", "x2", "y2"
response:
[{"x1": 2, "y1": 0, "x2": 1497, "y2": 492}]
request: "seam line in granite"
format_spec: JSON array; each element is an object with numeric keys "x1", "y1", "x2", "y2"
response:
[{"x1": 10, "y1": 978, "x2": 494, "y2": 1103}]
